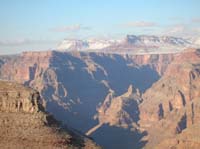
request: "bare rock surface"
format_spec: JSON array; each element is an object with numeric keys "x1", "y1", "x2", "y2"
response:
[
  {"x1": 0, "y1": 80, "x2": 100, "y2": 149},
  {"x1": 139, "y1": 49, "x2": 200, "y2": 148}
]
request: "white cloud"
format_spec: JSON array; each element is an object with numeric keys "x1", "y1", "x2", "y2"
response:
[
  {"x1": 161, "y1": 24, "x2": 200, "y2": 38},
  {"x1": 0, "y1": 39, "x2": 28, "y2": 46},
  {"x1": 51, "y1": 24, "x2": 91, "y2": 32},
  {"x1": 165, "y1": 25, "x2": 185, "y2": 35},
  {"x1": 123, "y1": 21, "x2": 157, "y2": 27},
  {"x1": 0, "y1": 39, "x2": 57, "y2": 46}
]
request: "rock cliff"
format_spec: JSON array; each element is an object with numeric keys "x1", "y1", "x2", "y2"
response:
[
  {"x1": 95, "y1": 85, "x2": 142, "y2": 128},
  {"x1": 139, "y1": 49, "x2": 200, "y2": 148},
  {"x1": 0, "y1": 51, "x2": 161, "y2": 132},
  {"x1": 0, "y1": 51, "x2": 167, "y2": 148},
  {"x1": 1, "y1": 49, "x2": 199, "y2": 148},
  {"x1": 0, "y1": 80, "x2": 100, "y2": 149}
]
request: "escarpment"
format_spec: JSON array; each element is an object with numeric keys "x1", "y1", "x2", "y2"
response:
[
  {"x1": 0, "y1": 51, "x2": 174, "y2": 86},
  {"x1": 139, "y1": 49, "x2": 200, "y2": 148},
  {"x1": 1, "y1": 49, "x2": 200, "y2": 148},
  {"x1": 95, "y1": 85, "x2": 142, "y2": 128},
  {"x1": 0, "y1": 81, "x2": 100, "y2": 149},
  {"x1": 0, "y1": 50, "x2": 161, "y2": 132},
  {"x1": 0, "y1": 82, "x2": 43, "y2": 113}
]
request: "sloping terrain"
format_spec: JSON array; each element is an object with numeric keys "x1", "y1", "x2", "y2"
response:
[{"x1": 0, "y1": 81, "x2": 100, "y2": 149}]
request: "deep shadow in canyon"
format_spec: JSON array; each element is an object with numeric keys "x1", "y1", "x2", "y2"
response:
[
  {"x1": 91, "y1": 124, "x2": 148, "y2": 149},
  {"x1": 0, "y1": 51, "x2": 160, "y2": 148}
]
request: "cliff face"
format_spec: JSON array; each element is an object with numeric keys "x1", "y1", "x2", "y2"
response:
[
  {"x1": 0, "y1": 51, "x2": 174, "y2": 85},
  {"x1": 0, "y1": 52, "x2": 51, "y2": 90},
  {"x1": 0, "y1": 59, "x2": 3, "y2": 68},
  {"x1": 130, "y1": 53, "x2": 175, "y2": 75},
  {"x1": 85, "y1": 85, "x2": 141, "y2": 136},
  {"x1": 0, "y1": 82, "x2": 43, "y2": 113},
  {"x1": 0, "y1": 81, "x2": 100, "y2": 149},
  {"x1": 139, "y1": 49, "x2": 200, "y2": 148},
  {"x1": 86, "y1": 85, "x2": 147, "y2": 149},
  {"x1": 0, "y1": 51, "x2": 162, "y2": 132},
  {"x1": 0, "y1": 51, "x2": 173, "y2": 149},
  {"x1": 1, "y1": 49, "x2": 199, "y2": 148},
  {"x1": 95, "y1": 85, "x2": 142, "y2": 128},
  {"x1": 155, "y1": 124, "x2": 200, "y2": 149}
]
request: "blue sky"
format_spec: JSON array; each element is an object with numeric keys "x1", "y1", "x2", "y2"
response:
[{"x1": 0, "y1": 0, "x2": 200, "y2": 54}]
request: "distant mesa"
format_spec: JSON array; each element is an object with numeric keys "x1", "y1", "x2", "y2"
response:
[
  {"x1": 57, "y1": 38, "x2": 120, "y2": 51},
  {"x1": 56, "y1": 35, "x2": 198, "y2": 54}
]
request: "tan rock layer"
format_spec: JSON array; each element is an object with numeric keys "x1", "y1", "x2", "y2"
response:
[
  {"x1": 139, "y1": 49, "x2": 200, "y2": 148},
  {"x1": 0, "y1": 81, "x2": 100, "y2": 149}
]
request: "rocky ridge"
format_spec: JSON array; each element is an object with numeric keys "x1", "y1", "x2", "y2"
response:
[
  {"x1": 57, "y1": 35, "x2": 197, "y2": 54},
  {"x1": 86, "y1": 85, "x2": 141, "y2": 136},
  {"x1": 95, "y1": 85, "x2": 142, "y2": 128},
  {"x1": 0, "y1": 80, "x2": 100, "y2": 149},
  {"x1": 139, "y1": 49, "x2": 200, "y2": 148}
]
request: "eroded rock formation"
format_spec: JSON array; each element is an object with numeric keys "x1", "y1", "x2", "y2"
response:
[
  {"x1": 0, "y1": 51, "x2": 161, "y2": 132},
  {"x1": 95, "y1": 85, "x2": 142, "y2": 128},
  {"x1": 1, "y1": 49, "x2": 200, "y2": 148},
  {"x1": 139, "y1": 49, "x2": 200, "y2": 148},
  {"x1": 0, "y1": 81, "x2": 100, "y2": 149}
]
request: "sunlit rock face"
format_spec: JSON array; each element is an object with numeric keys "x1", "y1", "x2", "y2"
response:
[
  {"x1": 0, "y1": 81, "x2": 100, "y2": 149},
  {"x1": 139, "y1": 49, "x2": 200, "y2": 148},
  {"x1": 0, "y1": 50, "x2": 161, "y2": 132},
  {"x1": 1, "y1": 49, "x2": 200, "y2": 149},
  {"x1": 0, "y1": 81, "x2": 43, "y2": 113},
  {"x1": 95, "y1": 85, "x2": 142, "y2": 128},
  {"x1": 0, "y1": 50, "x2": 162, "y2": 149}
]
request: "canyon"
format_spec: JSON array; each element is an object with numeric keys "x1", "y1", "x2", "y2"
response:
[{"x1": 0, "y1": 48, "x2": 200, "y2": 148}]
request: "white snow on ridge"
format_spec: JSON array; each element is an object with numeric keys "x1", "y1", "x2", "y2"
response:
[
  {"x1": 194, "y1": 38, "x2": 200, "y2": 46},
  {"x1": 57, "y1": 39, "x2": 121, "y2": 51},
  {"x1": 57, "y1": 35, "x2": 198, "y2": 54},
  {"x1": 57, "y1": 39, "x2": 89, "y2": 51},
  {"x1": 87, "y1": 39, "x2": 120, "y2": 50}
]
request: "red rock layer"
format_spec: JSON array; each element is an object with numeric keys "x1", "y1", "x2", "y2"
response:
[{"x1": 139, "y1": 49, "x2": 200, "y2": 148}]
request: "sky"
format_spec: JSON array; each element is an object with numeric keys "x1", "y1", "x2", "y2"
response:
[{"x1": 0, "y1": 0, "x2": 200, "y2": 54}]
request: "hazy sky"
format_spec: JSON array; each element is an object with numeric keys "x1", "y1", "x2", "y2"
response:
[{"x1": 0, "y1": 0, "x2": 200, "y2": 54}]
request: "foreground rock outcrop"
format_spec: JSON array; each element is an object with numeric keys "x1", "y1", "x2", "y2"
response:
[{"x1": 0, "y1": 81, "x2": 100, "y2": 149}]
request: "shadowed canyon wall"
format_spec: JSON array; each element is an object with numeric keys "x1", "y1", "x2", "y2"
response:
[{"x1": 1, "y1": 50, "x2": 200, "y2": 148}]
